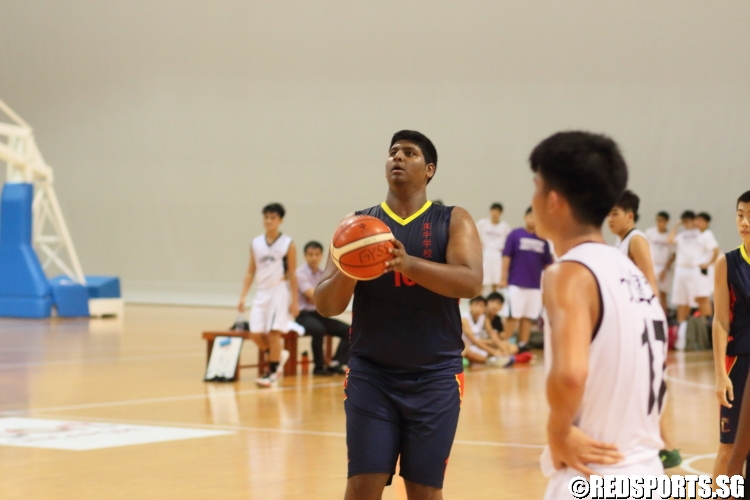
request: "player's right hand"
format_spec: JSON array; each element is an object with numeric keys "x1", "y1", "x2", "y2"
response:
[
  {"x1": 716, "y1": 374, "x2": 734, "y2": 408},
  {"x1": 237, "y1": 299, "x2": 245, "y2": 312},
  {"x1": 548, "y1": 425, "x2": 623, "y2": 476}
]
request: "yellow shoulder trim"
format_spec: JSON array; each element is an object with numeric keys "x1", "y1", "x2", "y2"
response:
[
  {"x1": 380, "y1": 200, "x2": 432, "y2": 226},
  {"x1": 740, "y1": 244, "x2": 750, "y2": 265}
]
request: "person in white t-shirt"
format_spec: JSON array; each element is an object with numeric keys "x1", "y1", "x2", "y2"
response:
[
  {"x1": 238, "y1": 203, "x2": 299, "y2": 388},
  {"x1": 695, "y1": 212, "x2": 720, "y2": 304},
  {"x1": 476, "y1": 203, "x2": 511, "y2": 293},
  {"x1": 668, "y1": 210, "x2": 711, "y2": 323},
  {"x1": 645, "y1": 211, "x2": 674, "y2": 314}
]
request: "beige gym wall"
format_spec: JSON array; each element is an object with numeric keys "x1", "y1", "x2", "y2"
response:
[{"x1": 1, "y1": 1, "x2": 749, "y2": 304}]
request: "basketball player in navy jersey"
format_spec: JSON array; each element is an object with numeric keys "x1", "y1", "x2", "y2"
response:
[
  {"x1": 315, "y1": 130, "x2": 483, "y2": 500},
  {"x1": 713, "y1": 190, "x2": 750, "y2": 479}
]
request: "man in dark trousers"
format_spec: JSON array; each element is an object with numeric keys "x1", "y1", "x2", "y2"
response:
[{"x1": 296, "y1": 240, "x2": 350, "y2": 375}]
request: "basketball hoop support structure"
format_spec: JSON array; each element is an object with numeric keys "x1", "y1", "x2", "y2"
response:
[{"x1": 0, "y1": 99, "x2": 85, "y2": 285}]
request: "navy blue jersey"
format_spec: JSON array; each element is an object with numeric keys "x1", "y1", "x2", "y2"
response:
[
  {"x1": 349, "y1": 201, "x2": 463, "y2": 374},
  {"x1": 727, "y1": 246, "x2": 750, "y2": 356}
]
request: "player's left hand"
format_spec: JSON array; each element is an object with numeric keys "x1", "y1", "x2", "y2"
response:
[
  {"x1": 289, "y1": 301, "x2": 299, "y2": 318},
  {"x1": 385, "y1": 238, "x2": 413, "y2": 274},
  {"x1": 548, "y1": 425, "x2": 622, "y2": 476}
]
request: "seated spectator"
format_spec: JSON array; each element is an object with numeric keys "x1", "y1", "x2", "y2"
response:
[
  {"x1": 485, "y1": 292, "x2": 506, "y2": 342},
  {"x1": 461, "y1": 296, "x2": 532, "y2": 367},
  {"x1": 295, "y1": 241, "x2": 350, "y2": 375}
]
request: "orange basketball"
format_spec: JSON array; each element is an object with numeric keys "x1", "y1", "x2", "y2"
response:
[{"x1": 331, "y1": 215, "x2": 395, "y2": 280}]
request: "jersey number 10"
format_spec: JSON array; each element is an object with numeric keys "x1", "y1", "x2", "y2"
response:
[{"x1": 394, "y1": 272, "x2": 416, "y2": 287}]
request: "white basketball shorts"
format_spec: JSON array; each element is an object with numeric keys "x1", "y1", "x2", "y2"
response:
[
  {"x1": 507, "y1": 285, "x2": 543, "y2": 320},
  {"x1": 671, "y1": 267, "x2": 705, "y2": 307},
  {"x1": 249, "y1": 282, "x2": 291, "y2": 333},
  {"x1": 483, "y1": 250, "x2": 502, "y2": 286}
]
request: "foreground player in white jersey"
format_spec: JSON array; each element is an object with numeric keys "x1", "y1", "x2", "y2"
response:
[
  {"x1": 528, "y1": 131, "x2": 667, "y2": 499},
  {"x1": 476, "y1": 203, "x2": 511, "y2": 293},
  {"x1": 645, "y1": 211, "x2": 674, "y2": 313},
  {"x1": 238, "y1": 203, "x2": 299, "y2": 387}
]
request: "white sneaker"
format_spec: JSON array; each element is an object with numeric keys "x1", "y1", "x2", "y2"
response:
[
  {"x1": 275, "y1": 349, "x2": 291, "y2": 378},
  {"x1": 486, "y1": 355, "x2": 512, "y2": 367},
  {"x1": 255, "y1": 372, "x2": 278, "y2": 388}
]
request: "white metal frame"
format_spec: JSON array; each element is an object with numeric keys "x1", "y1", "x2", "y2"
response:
[{"x1": 0, "y1": 99, "x2": 85, "y2": 284}]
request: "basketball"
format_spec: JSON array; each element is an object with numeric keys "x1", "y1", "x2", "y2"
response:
[{"x1": 330, "y1": 215, "x2": 395, "y2": 280}]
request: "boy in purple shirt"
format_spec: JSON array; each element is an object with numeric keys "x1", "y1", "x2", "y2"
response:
[{"x1": 501, "y1": 207, "x2": 553, "y2": 349}]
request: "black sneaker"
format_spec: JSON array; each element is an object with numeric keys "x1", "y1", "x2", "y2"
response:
[{"x1": 312, "y1": 367, "x2": 334, "y2": 376}]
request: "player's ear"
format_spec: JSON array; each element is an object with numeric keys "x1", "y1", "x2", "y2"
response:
[{"x1": 425, "y1": 163, "x2": 436, "y2": 181}]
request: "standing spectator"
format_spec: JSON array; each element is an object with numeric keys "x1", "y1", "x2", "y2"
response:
[
  {"x1": 296, "y1": 241, "x2": 350, "y2": 375},
  {"x1": 476, "y1": 203, "x2": 512, "y2": 293},
  {"x1": 501, "y1": 207, "x2": 553, "y2": 350},
  {"x1": 696, "y1": 212, "x2": 720, "y2": 304},
  {"x1": 668, "y1": 211, "x2": 711, "y2": 324},
  {"x1": 645, "y1": 211, "x2": 675, "y2": 314}
]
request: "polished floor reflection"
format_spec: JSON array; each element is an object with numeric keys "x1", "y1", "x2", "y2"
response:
[{"x1": 0, "y1": 305, "x2": 719, "y2": 499}]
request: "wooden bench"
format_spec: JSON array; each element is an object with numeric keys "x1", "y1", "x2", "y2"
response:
[{"x1": 202, "y1": 331, "x2": 334, "y2": 380}]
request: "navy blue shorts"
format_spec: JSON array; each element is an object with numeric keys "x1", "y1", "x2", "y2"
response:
[
  {"x1": 344, "y1": 366, "x2": 464, "y2": 489},
  {"x1": 721, "y1": 354, "x2": 749, "y2": 444}
]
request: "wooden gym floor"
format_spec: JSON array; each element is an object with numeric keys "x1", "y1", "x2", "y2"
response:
[{"x1": 0, "y1": 305, "x2": 719, "y2": 499}]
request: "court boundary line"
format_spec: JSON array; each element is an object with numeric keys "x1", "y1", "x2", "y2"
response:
[
  {"x1": 9, "y1": 413, "x2": 551, "y2": 449},
  {"x1": 0, "y1": 381, "x2": 345, "y2": 415}
]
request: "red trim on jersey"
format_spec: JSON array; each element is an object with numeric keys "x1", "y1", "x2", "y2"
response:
[
  {"x1": 726, "y1": 355, "x2": 738, "y2": 375},
  {"x1": 455, "y1": 372, "x2": 465, "y2": 407}
]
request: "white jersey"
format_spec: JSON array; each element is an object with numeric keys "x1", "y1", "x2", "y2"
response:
[
  {"x1": 698, "y1": 229, "x2": 719, "y2": 267},
  {"x1": 476, "y1": 218, "x2": 511, "y2": 252},
  {"x1": 645, "y1": 227, "x2": 673, "y2": 269},
  {"x1": 541, "y1": 243, "x2": 666, "y2": 476},
  {"x1": 252, "y1": 234, "x2": 293, "y2": 290},
  {"x1": 615, "y1": 228, "x2": 647, "y2": 258},
  {"x1": 462, "y1": 312, "x2": 488, "y2": 340},
  {"x1": 675, "y1": 228, "x2": 703, "y2": 268}
]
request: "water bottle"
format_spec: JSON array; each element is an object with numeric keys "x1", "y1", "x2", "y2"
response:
[{"x1": 301, "y1": 351, "x2": 310, "y2": 374}]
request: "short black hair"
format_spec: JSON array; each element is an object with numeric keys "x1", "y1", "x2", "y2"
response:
[
  {"x1": 469, "y1": 296, "x2": 486, "y2": 305},
  {"x1": 614, "y1": 190, "x2": 640, "y2": 223},
  {"x1": 737, "y1": 190, "x2": 750, "y2": 207},
  {"x1": 303, "y1": 241, "x2": 323, "y2": 253},
  {"x1": 680, "y1": 210, "x2": 696, "y2": 220},
  {"x1": 490, "y1": 203, "x2": 504, "y2": 212},
  {"x1": 525, "y1": 206, "x2": 532, "y2": 215},
  {"x1": 529, "y1": 131, "x2": 628, "y2": 227},
  {"x1": 656, "y1": 211, "x2": 670, "y2": 221},
  {"x1": 390, "y1": 130, "x2": 438, "y2": 184},
  {"x1": 486, "y1": 292, "x2": 505, "y2": 304},
  {"x1": 262, "y1": 203, "x2": 285, "y2": 218},
  {"x1": 696, "y1": 212, "x2": 711, "y2": 222}
]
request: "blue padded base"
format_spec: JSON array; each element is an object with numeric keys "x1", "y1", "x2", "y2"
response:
[
  {"x1": 50, "y1": 280, "x2": 90, "y2": 317},
  {"x1": 0, "y1": 296, "x2": 53, "y2": 318},
  {"x1": 49, "y1": 275, "x2": 121, "y2": 299}
]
